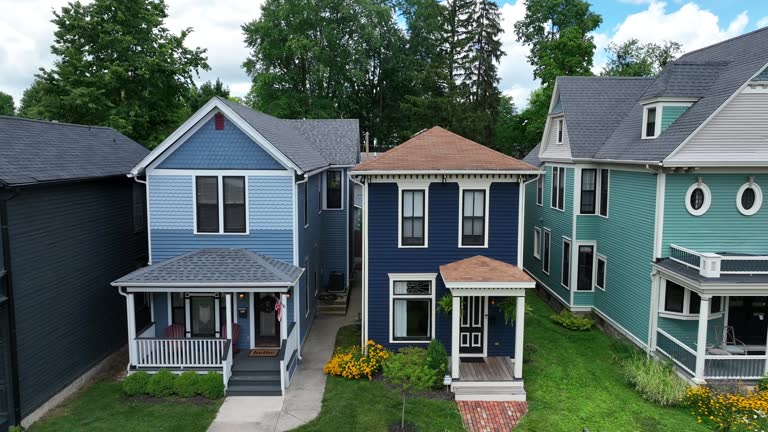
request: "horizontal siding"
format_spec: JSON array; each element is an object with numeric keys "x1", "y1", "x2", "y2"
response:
[
  {"x1": 661, "y1": 105, "x2": 687, "y2": 132},
  {"x1": 663, "y1": 173, "x2": 768, "y2": 255},
  {"x1": 320, "y1": 169, "x2": 350, "y2": 285},
  {"x1": 298, "y1": 175, "x2": 322, "y2": 341},
  {"x1": 658, "y1": 316, "x2": 724, "y2": 350},
  {"x1": 368, "y1": 181, "x2": 520, "y2": 355},
  {"x1": 158, "y1": 116, "x2": 283, "y2": 170},
  {"x1": 8, "y1": 179, "x2": 146, "y2": 416},
  {"x1": 577, "y1": 169, "x2": 657, "y2": 343},
  {"x1": 668, "y1": 92, "x2": 768, "y2": 164},
  {"x1": 539, "y1": 117, "x2": 572, "y2": 161}
]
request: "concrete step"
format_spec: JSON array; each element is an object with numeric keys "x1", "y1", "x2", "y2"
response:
[
  {"x1": 226, "y1": 384, "x2": 282, "y2": 397},
  {"x1": 453, "y1": 384, "x2": 526, "y2": 401},
  {"x1": 229, "y1": 373, "x2": 281, "y2": 385}
]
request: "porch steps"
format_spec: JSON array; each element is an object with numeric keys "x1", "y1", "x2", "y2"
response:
[
  {"x1": 227, "y1": 365, "x2": 282, "y2": 396},
  {"x1": 452, "y1": 381, "x2": 527, "y2": 402},
  {"x1": 317, "y1": 290, "x2": 349, "y2": 316}
]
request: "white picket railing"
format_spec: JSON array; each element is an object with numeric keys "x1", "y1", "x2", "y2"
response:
[
  {"x1": 134, "y1": 337, "x2": 227, "y2": 368},
  {"x1": 222, "y1": 341, "x2": 233, "y2": 390},
  {"x1": 670, "y1": 244, "x2": 768, "y2": 278},
  {"x1": 704, "y1": 354, "x2": 768, "y2": 380}
]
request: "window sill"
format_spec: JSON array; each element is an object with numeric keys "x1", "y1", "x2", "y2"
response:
[
  {"x1": 194, "y1": 231, "x2": 250, "y2": 236},
  {"x1": 322, "y1": 207, "x2": 344, "y2": 211},
  {"x1": 459, "y1": 245, "x2": 488, "y2": 249},
  {"x1": 550, "y1": 206, "x2": 565, "y2": 213},
  {"x1": 390, "y1": 339, "x2": 432, "y2": 344},
  {"x1": 399, "y1": 245, "x2": 428, "y2": 249},
  {"x1": 659, "y1": 311, "x2": 724, "y2": 320}
]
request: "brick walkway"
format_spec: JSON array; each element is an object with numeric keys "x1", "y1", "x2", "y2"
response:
[{"x1": 457, "y1": 401, "x2": 528, "y2": 432}]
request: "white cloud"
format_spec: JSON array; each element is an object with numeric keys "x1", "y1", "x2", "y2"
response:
[
  {"x1": 757, "y1": 16, "x2": 768, "y2": 29},
  {"x1": 498, "y1": 0, "x2": 537, "y2": 109}
]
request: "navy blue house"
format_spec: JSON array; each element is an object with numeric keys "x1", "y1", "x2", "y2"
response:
[
  {"x1": 0, "y1": 116, "x2": 149, "y2": 430},
  {"x1": 112, "y1": 97, "x2": 358, "y2": 396},
  {"x1": 352, "y1": 127, "x2": 540, "y2": 401}
]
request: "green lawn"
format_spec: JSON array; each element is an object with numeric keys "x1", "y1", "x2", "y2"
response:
[
  {"x1": 516, "y1": 293, "x2": 705, "y2": 432},
  {"x1": 29, "y1": 381, "x2": 221, "y2": 432}
]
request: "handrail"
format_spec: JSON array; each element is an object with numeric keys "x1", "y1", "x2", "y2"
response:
[
  {"x1": 657, "y1": 328, "x2": 697, "y2": 356},
  {"x1": 220, "y1": 340, "x2": 232, "y2": 362},
  {"x1": 136, "y1": 321, "x2": 156, "y2": 337},
  {"x1": 135, "y1": 336, "x2": 227, "y2": 340}
]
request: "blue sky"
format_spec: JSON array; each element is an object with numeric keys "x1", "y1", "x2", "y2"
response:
[{"x1": 1, "y1": 0, "x2": 767, "y2": 109}]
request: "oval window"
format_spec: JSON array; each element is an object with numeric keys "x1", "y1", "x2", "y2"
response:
[
  {"x1": 685, "y1": 182, "x2": 711, "y2": 216},
  {"x1": 737, "y1": 182, "x2": 762, "y2": 216}
]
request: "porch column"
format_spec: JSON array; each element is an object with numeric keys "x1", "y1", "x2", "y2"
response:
[
  {"x1": 694, "y1": 295, "x2": 710, "y2": 383},
  {"x1": 514, "y1": 295, "x2": 525, "y2": 379},
  {"x1": 451, "y1": 294, "x2": 460, "y2": 379},
  {"x1": 280, "y1": 293, "x2": 288, "y2": 341},
  {"x1": 225, "y1": 294, "x2": 233, "y2": 345},
  {"x1": 126, "y1": 293, "x2": 137, "y2": 366}
]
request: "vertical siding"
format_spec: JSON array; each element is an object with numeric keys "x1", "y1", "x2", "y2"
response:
[
  {"x1": 523, "y1": 165, "x2": 574, "y2": 305},
  {"x1": 157, "y1": 117, "x2": 283, "y2": 170},
  {"x1": 367, "y1": 181, "x2": 520, "y2": 355},
  {"x1": 663, "y1": 173, "x2": 768, "y2": 255},
  {"x1": 8, "y1": 179, "x2": 146, "y2": 417},
  {"x1": 148, "y1": 174, "x2": 294, "y2": 263},
  {"x1": 576, "y1": 169, "x2": 657, "y2": 343}
]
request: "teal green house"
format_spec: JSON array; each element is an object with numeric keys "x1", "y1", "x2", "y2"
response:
[{"x1": 523, "y1": 28, "x2": 768, "y2": 384}]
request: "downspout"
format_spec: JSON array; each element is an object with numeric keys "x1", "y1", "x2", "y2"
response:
[
  {"x1": 348, "y1": 174, "x2": 366, "y2": 352},
  {"x1": 0, "y1": 185, "x2": 22, "y2": 426},
  {"x1": 294, "y1": 175, "x2": 308, "y2": 361},
  {"x1": 116, "y1": 287, "x2": 132, "y2": 371}
]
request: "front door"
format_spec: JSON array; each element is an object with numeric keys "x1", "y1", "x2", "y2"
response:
[
  {"x1": 460, "y1": 296, "x2": 485, "y2": 355},
  {"x1": 729, "y1": 296, "x2": 768, "y2": 345},
  {"x1": 254, "y1": 294, "x2": 280, "y2": 347},
  {"x1": 190, "y1": 296, "x2": 216, "y2": 337}
]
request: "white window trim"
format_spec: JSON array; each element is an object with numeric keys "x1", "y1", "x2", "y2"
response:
[
  {"x1": 550, "y1": 166, "x2": 566, "y2": 212},
  {"x1": 641, "y1": 105, "x2": 662, "y2": 139},
  {"x1": 557, "y1": 118, "x2": 564, "y2": 144},
  {"x1": 388, "y1": 273, "x2": 437, "y2": 344},
  {"x1": 658, "y1": 280, "x2": 724, "y2": 320},
  {"x1": 304, "y1": 256, "x2": 310, "y2": 317},
  {"x1": 303, "y1": 182, "x2": 309, "y2": 229},
  {"x1": 533, "y1": 227, "x2": 542, "y2": 259},
  {"x1": 458, "y1": 185, "x2": 490, "y2": 248},
  {"x1": 322, "y1": 169, "x2": 344, "y2": 211},
  {"x1": 575, "y1": 241, "x2": 596, "y2": 292},
  {"x1": 685, "y1": 180, "x2": 712, "y2": 216},
  {"x1": 561, "y1": 237, "x2": 571, "y2": 289},
  {"x1": 398, "y1": 185, "x2": 429, "y2": 248},
  {"x1": 193, "y1": 175, "x2": 250, "y2": 235},
  {"x1": 736, "y1": 180, "x2": 762, "y2": 216},
  {"x1": 536, "y1": 175, "x2": 543, "y2": 206},
  {"x1": 542, "y1": 229, "x2": 551, "y2": 275},
  {"x1": 595, "y1": 254, "x2": 607, "y2": 291},
  {"x1": 578, "y1": 168, "x2": 610, "y2": 218}
]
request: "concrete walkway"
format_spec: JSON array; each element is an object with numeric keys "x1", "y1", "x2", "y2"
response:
[{"x1": 209, "y1": 278, "x2": 361, "y2": 432}]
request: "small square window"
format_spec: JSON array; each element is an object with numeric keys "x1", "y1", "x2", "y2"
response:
[{"x1": 596, "y1": 256, "x2": 606, "y2": 290}]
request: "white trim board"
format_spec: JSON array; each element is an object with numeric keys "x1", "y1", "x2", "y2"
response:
[
  {"x1": 398, "y1": 183, "x2": 429, "y2": 248},
  {"x1": 458, "y1": 183, "x2": 491, "y2": 248},
  {"x1": 388, "y1": 273, "x2": 437, "y2": 344}
]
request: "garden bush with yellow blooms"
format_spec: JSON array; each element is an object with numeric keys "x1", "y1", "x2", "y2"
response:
[
  {"x1": 685, "y1": 385, "x2": 768, "y2": 431},
  {"x1": 323, "y1": 340, "x2": 391, "y2": 380}
]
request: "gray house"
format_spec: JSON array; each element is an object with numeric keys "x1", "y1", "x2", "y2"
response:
[{"x1": 0, "y1": 116, "x2": 149, "y2": 429}]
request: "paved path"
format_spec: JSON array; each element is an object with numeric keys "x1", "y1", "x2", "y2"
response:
[
  {"x1": 458, "y1": 401, "x2": 528, "y2": 432},
  {"x1": 209, "y1": 278, "x2": 361, "y2": 432}
]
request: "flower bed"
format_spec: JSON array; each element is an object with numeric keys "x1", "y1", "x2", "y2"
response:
[
  {"x1": 323, "y1": 340, "x2": 390, "y2": 380},
  {"x1": 685, "y1": 385, "x2": 768, "y2": 431}
]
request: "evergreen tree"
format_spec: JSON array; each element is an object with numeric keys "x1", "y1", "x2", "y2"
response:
[{"x1": 188, "y1": 79, "x2": 230, "y2": 113}]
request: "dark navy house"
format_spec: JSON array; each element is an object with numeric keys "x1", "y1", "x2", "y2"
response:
[
  {"x1": 352, "y1": 127, "x2": 540, "y2": 401},
  {"x1": 0, "y1": 116, "x2": 149, "y2": 430}
]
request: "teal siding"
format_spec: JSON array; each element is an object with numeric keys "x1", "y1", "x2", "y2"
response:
[
  {"x1": 663, "y1": 174, "x2": 768, "y2": 256},
  {"x1": 658, "y1": 316, "x2": 724, "y2": 350},
  {"x1": 523, "y1": 165, "x2": 573, "y2": 305},
  {"x1": 660, "y1": 106, "x2": 688, "y2": 132},
  {"x1": 573, "y1": 291, "x2": 593, "y2": 306},
  {"x1": 576, "y1": 169, "x2": 657, "y2": 343}
]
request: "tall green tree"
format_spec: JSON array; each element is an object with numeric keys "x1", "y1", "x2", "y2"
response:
[
  {"x1": 0, "y1": 91, "x2": 14, "y2": 116},
  {"x1": 27, "y1": 0, "x2": 208, "y2": 146},
  {"x1": 187, "y1": 79, "x2": 230, "y2": 113},
  {"x1": 602, "y1": 39, "x2": 683, "y2": 77},
  {"x1": 514, "y1": 0, "x2": 602, "y2": 88}
]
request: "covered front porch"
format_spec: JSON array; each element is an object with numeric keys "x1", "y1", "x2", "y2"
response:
[
  {"x1": 651, "y1": 246, "x2": 768, "y2": 383},
  {"x1": 112, "y1": 248, "x2": 304, "y2": 395},
  {"x1": 439, "y1": 256, "x2": 535, "y2": 401}
]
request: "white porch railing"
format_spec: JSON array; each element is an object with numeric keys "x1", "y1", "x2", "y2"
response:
[
  {"x1": 704, "y1": 355, "x2": 768, "y2": 380},
  {"x1": 670, "y1": 245, "x2": 768, "y2": 278},
  {"x1": 134, "y1": 337, "x2": 228, "y2": 368},
  {"x1": 222, "y1": 340, "x2": 233, "y2": 390},
  {"x1": 656, "y1": 329, "x2": 697, "y2": 376}
]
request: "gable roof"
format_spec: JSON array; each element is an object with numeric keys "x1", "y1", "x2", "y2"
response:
[
  {"x1": 352, "y1": 126, "x2": 538, "y2": 173},
  {"x1": 132, "y1": 97, "x2": 359, "y2": 175},
  {"x1": 545, "y1": 26, "x2": 768, "y2": 164},
  {"x1": 0, "y1": 116, "x2": 148, "y2": 186}
]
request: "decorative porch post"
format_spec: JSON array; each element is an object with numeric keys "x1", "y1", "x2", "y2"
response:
[
  {"x1": 451, "y1": 294, "x2": 460, "y2": 379},
  {"x1": 225, "y1": 294, "x2": 233, "y2": 345},
  {"x1": 280, "y1": 293, "x2": 288, "y2": 340},
  {"x1": 514, "y1": 295, "x2": 525, "y2": 379},
  {"x1": 126, "y1": 293, "x2": 137, "y2": 366},
  {"x1": 694, "y1": 295, "x2": 710, "y2": 384}
]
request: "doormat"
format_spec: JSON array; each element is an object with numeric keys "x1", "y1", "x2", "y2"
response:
[
  {"x1": 461, "y1": 357, "x2": 485, "y2": 363},
  {"x1": 249, "y1": 348, "x2": 279, "y2": 357}
]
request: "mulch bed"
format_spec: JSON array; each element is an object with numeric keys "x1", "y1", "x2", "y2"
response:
[{"x1": 458, "y1": 401, "x2": 528, "y2": 432}]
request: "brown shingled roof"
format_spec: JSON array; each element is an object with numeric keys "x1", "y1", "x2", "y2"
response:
[
  {"x1": 440, "y1": 256, "x2": 534, "y2": 284},
  {"x1": 353, "y1": 126, "x2": 537, "y2": 172}
]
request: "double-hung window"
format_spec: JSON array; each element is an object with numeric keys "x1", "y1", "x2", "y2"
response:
[
  {"x1": 576, "y1": 245, "x2": 594, "y2": 291},
  {"x1": 662, "y1": 281, "x2": 724, "y2": 316},
  {"x1": 542, "y1": 230, "x2": 551, "y2": 274},
  {"x1": 550, "y1": 167, "x2": 565, "y2": 211},
  {"x1": 595, "y1": 255, "x2": 607, "y2": 290},
  {"x1": 557, "y1": 119, "x2": 564, "y2": 143},
  {"x1": 195, "y1": 176, "x2": 247, "y2": 234},
  {"x1": 323, "y1": 170, "x2": 343, "y2": 210},
  {"x1": 401, "y1": 190, "x2": 426, "y2": 246},
  {"x1": 533, "y1": 227, "x2": 542, "y2": 259},
  {"x1": 461, "y1": 189, "x2": 487, "y2": 246},
  {"x1": 391, "y1": 279, "x2": 433, "y2": 342},
  {"x1": 580, "y1": 169, "x2": 609, "y2": 216},
  {"x1": 561, "y1": 238, "x2": 571, "y2": 288},
  {"x1": 644, "y1": 107, "x2": 657, "y2": 138},
  {"x1": 536, "y1": 176, "x2": 543, "y2": 206}
]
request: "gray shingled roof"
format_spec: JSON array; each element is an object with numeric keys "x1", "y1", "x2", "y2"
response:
[
  {"x1": 522, "y1": 143, "x2": 543, "y2": 167},
  {"x1": 112, "y1": 248, "x2": 303, "y2": 287},
  {"x1": 553, "y1": 27, "x2": 768, "y2": 163},
  {"x1": 0, "y1": 116, "x2": 148, "y2": 186},
  {"x1": 217, "y1": 97, "x2": 359, "y2": 171}
]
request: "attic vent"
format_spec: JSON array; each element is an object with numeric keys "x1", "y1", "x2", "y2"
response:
[{"x1": 214, "y1": 113, "x2": 225, "y2": 130}]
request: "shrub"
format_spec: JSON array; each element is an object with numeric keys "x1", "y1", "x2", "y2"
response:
[
  {"x1": 550, "y1": 310, "x2": 593, "y2": 331},
  {"x1": 758, "y1": 375, "x2": 768, "y2": 392},
  {"x1": 383, "y1": 350, "x2": 440, "y2": 429},
  {"x1": 122, "y1": 371, "x2": 150, "y2": 396},
  {"x1": 323, "y1": 340, "x2": 391, "y2": 380},
  {"x1": 146, "y1": 370, "x2": 176, "y2": 398},
  {"x1": 425, "y1": 340, "x2": 448, "y2": 387},
  {"x1": 174, "y1": 371, "x2": 201, "y2": 398},
  {"x1": 198, "y1": 371, "x2": 225, "y2": 399},
  {"x1": 622, "y1": 354, "x2": 687, "y2": 406},
  {"x1": 685, "y1": 385, "x2": 768, "y2": 431}
]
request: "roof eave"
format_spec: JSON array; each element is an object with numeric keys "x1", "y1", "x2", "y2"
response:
[{"x1": 351, "y1": 169, "x2": 544, "y2": 176}]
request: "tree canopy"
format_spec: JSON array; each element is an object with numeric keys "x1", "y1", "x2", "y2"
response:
[
  {"x1": 0, "y1": 91, "x2": 14, "y2": 116},
  {"x1": 602, "y1": 39, "x2": 683, "y2": 77}
]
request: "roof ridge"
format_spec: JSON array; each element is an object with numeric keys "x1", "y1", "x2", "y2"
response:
[
  {"x1": 0, "y1": 115, "x2": 117, "y2": 131},
  {"x1": 678, "y1": 26, "x2": 768, "y2": 60},
  {"x1": 245, "y1": 250, "x2": 294, "y2": 281}
]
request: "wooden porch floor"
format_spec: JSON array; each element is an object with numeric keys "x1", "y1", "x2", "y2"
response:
[{"x1": 459, "y1": 356, "x2": 516, "y2": 382}]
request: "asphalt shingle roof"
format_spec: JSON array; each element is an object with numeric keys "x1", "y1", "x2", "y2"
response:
[
  {"x1": 0, "y1": 116, "x2": 148, "y2": 186},
  {"x1": 287, "y1": 119, "x2": 359, "y2": 166},
  {"x1": 522, "y1": 143, "x2": 543, "y2": 167},
  {"x1": 112, "y1": 248, "x2": 303, "y2": 287}
]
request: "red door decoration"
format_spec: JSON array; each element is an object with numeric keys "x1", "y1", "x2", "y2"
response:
[{"x1": 275, "y1": 300, "x2": 282, "y2": 321}]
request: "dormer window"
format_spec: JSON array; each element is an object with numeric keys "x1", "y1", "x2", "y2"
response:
[
  {"x1": 644, "y1": 107, "x2": 658, "y2": 138},
  {"x1": 557, "y1": 119, "x2": 564, "y2": 143}
]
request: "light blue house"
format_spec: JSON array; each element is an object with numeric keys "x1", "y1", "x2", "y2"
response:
[{"x1": 112, "y1": 97, "x2": 358, "y2": 395}]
